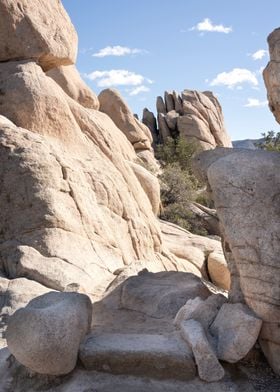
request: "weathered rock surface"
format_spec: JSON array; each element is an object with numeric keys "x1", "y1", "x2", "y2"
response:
[
  {"x1": 0, "y1": 0, "x2": 77, "y2": 71},
  {"x1": 98, "y1": 88, "x2": 152, "y2": 150},
  {"x1": 194, "y1": 147, "x2": 280, "y2": 372},
  {"x1": 129, "y1": 161, "x2": 161, "y2": 215},
  {"x1": 180, "y1": 319, "x2": 225, "y2": 382},
  {"x1": 210, "y1": 303, "x2": 262, "y2": 363},
  {"x1": 7, "y1": 291, "x2": 92, "y2": 375},
  {"x1": 98, "y1": 88, "x2": 159, "y2": 171},
  {"x1": 0, "y1": 277, "x2": 51, "y2": 348},
  {"x1": 47, "y1": 65, "x2": 99, "y2": 109},
  {"x1": 79, "y1": 332, "x2": 196, "y2": 380},
  {"x1": 120, "y1": 271, "x2": 211, "y2": 319},
  {"x1": 160, "y1": 220, "x2": 229, "y2": 286},
  {"x1": 154, "y1": 89, "x2": 231, "y2": 149},
  {"x1": 263, "y1": 28, "x2": 280, "y2": 123}
]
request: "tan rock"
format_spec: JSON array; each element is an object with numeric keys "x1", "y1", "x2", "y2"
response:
[
  {"x1": 160, "y1": 220, "x2": 225, "y2": 279},
  {"x1": 208, "y1": 251, "x2": 231, "y2": 291},
  {"x1": 195, "y1": 148, "x2": 280, "y2": 373},
  {"x1": 47, "y1": 65, "x2": 99, "y2": 109},
  {"x1": 129, "y1": 161, "x2": 161, "y2": 215},
  {"x1": 0, "y1": 0, "x2": 77, "y2": 71},
  {"x1": 98, "y1": 88, "x2": 152, "y2": 149}
]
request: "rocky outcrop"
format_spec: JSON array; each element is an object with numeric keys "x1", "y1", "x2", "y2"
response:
[
  {"x1": 0, "y1": 0, "x2": 78, "y2": 71},
  {"x1": 160, "y1": 220, "x2": 229, "y2": 288},
  {"x1": 7, "y1": 292, "x2": 92, "y2": 375},
  {"x1": 263, "y1": 28, "x2": 280, "y2": 123},
  {"x1": 147, "y1": 89, "x2": 232, "y2": 150},
  {"x1": 98, "y1": 88, "x2": 159, "y2": 171},
  {"x1": 194, "y1": 148, "x2": 280, "y2": 374},
  {"x1": 47, "y1": 65, "x2": 100, "y2": 109},
  {"x1": 142, "y1": 108, "x2": 158, "y2": 146}
]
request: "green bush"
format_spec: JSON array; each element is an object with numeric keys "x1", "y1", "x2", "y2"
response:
[
  {"x1": 256, "y1": 130, "x2": 280, "y2": 151},
  {"x1": 155, "y1": 137, "x2": 209, "y2": 235}
]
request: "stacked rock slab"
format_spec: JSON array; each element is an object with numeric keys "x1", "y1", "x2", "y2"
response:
[
  {"x1": 263, "y1": 28, "x2": 280, "y2": 123},
  {"x1": 152, "y1": 90, "x2": 232, "y2": 150},
  {"x1": 0, "y1": 0, "x2": 190, "y2": 329},
  {"x1": 194, "y1": 148, "x2": 280, "y2": 375}
]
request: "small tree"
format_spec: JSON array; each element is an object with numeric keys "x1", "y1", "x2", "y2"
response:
[{"x1": 256, "y1": 130, "x2": 280, "y2": 151}]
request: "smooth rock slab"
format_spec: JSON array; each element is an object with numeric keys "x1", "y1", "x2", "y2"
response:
[
  {"x1": 7, "y1": 291, "x2": 92, "y2": 375},
  {"x1": 79, "y1": 332, "x2": 196, "y2": 381},
  {"x1": 120, "y1": 271, "x2": 211, "y2": 319},
  {"x1": 210, "y1": 303, "x2": 262, "y2": 363},
  {"x1": 180, "y1": 319, "x2": 225, "y2": 382}
]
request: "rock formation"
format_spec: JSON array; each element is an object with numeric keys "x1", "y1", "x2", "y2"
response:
[
  {"x1": 143, "y1": 89, "x2": 232, "y2": 150},
  {"x1": 194, "y1": 148, "x2": 280, "y2": 375},
  {"x1": 1, "y1": 0, "x2": 278, "y2": 388},
  {"x1": 263, "y1": 28, "x2": 280, "y2": 123},
  {"x1": 99, "y1": 88, "x2": 159, "y2": 171}
]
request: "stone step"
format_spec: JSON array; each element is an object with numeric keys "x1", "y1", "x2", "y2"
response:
[{"x1": 79, "y1": 332, "x2": 196, "y2": 381}]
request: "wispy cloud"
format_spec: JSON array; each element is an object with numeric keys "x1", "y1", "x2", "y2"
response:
[
  {"x1": 190, "y1": 18, "x2": 232, "y2": 34},
  {"x1": 210, "y1": 68, "x2": 258, "y2": 89},
  {"x1": 244, "y1": 98, "x2": 268, "y2": 107},
  {"x1": 250, "y1": 49, "x2": 268, "y2": 60},
  {"x1": 93, "y1": 45, "x2": 146, "y2": 58},
  {"x1": 129, "y1": 85, "x2": 150, "y2": 96},
  {"x1": 85, "y1": 69, "x2": 153, "y2": 88}
]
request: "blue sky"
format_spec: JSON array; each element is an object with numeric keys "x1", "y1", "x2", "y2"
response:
[{"x1": 62, "y1": 0, "x2": 280, "y2": 141}]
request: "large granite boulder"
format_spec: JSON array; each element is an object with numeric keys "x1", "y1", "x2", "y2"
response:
[
  {"x1": 194, "y1": 148, "x2": 280, "y2": 374},
  {"x1": 7, "y1": 292, "x2": 92, "y2": 375},
  {"x1": 0, "y1": 0, "x2": 77, "y2": 71}
]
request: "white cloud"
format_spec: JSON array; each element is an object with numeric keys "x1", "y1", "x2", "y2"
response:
[
  {"x1": 85, "y1": 69, "x2": 151, "y2": 87},
  {"x1": 93, "y1": 45, "x2": 145, "y2": 57},
  {"x1": 251, "y1": 49, "x2": 268, "y2": 60},
  {"x1": 210, "y1": 68, "x2": 258, "y2": 89},
  {"x1": 129, "y1": 85, "x2": 150, "y2": 96},
  {"x1": 244, "y1": 98, "x2": 268, "y2": 107},
  {"x1": 190, "y1": 18, "x2": 232, "y2": 34}
]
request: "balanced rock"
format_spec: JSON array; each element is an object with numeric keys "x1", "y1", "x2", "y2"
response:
[
  {"x1": 0, "y1": 0, "x2": 77, "y2": 71},
  {"x1": 47, "y1": 65, "x2": 99, "y2": 109},
  {"x1": 7, "y1": 291, "x2": 92, "y2": 375},
  {"x1": 210, "y1": 303, "x2": 262, "y2": 363}
]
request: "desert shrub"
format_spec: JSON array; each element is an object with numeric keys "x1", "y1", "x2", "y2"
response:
[
  {"x1": 256, "y1": 130, "x2": 280, "y2": 151},
  {"x1": 155, "y1": 137, "x2": 209, "y2": 235}
]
